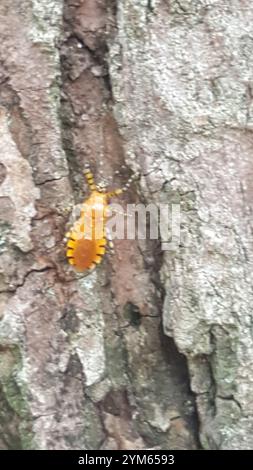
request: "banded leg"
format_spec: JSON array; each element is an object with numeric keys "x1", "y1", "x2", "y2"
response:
[
  {"x1": 84, "y1": 164, "x2": 97, "y2": 192},
  {"x1": 106, "y1": 188, "x2": 123, "y2": 199},
  {"x1": 105, "y1": 226, "x2": 114, "y2": 254}
]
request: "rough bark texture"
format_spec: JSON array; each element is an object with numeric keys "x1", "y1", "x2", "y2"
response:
[{"x1": 0, "y1": 0, "x2": 252, "y2": 450}]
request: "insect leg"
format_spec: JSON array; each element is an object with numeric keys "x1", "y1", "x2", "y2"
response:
[
  {"x1": 106, "y1": 188, "x2": 123, "y2": 199},
  {"x1": 105, "y1": 226, "x2": 114, "y2": 254}
]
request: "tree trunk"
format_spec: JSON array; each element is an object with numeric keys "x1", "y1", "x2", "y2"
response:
[{"x1": 0, "y1": 0, "x2": 252, "y2": 450}]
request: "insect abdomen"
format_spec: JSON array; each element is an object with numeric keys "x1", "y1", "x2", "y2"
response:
[{"x1": 66, "y1": 218, "x2": 106, "y2": 272}]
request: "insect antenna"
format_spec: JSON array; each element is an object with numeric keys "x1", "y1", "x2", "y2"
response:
[
  {"x1": 106, "y1": 171, "x2": 140, "y2": 199},
  {"x1": 84, "y1": 163, "x2": 97, "y2": 191}
]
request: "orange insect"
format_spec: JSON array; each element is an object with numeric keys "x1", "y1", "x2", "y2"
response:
[{"x1": 65, "y1": 165, "x2": 135, "y2": 273}]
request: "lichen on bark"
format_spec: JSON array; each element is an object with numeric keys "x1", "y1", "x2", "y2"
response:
[{"x1": 108, "y1": 0, "x2": 253, "y2": 450}]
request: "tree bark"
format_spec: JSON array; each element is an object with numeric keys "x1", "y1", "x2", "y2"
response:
[{"x1": 0, "y1": 0, "x2": 252, "y2": 450}]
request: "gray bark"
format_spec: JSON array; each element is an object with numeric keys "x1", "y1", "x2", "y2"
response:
[{"x1": 0, "y1": 0, "x2": 252, "y2": 450}]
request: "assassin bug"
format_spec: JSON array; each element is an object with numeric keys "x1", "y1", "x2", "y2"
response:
[{"x1": 65, "y1": 164, "x2": 136, "y2": 273}]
